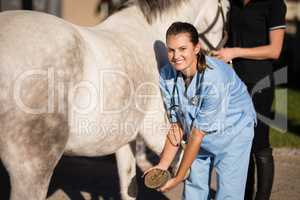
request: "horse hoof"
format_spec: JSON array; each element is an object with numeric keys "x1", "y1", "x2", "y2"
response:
[{"x1": 144, "y1": 168, "x2": 171, "y2": 189}]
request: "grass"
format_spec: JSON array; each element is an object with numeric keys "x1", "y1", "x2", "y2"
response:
[{"x1": 270, "y1": 88, "x2": 300, "y2": 148}]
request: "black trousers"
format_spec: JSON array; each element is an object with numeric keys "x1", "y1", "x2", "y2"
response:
[
  {"x1": 245, "y1": 81, "x2": 275, "y2": 200},
  {"x1": 246, "y1": 83, "x2": 274, "y2": 152}
]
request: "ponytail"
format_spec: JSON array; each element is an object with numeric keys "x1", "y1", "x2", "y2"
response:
[{"x1": 197, "y1": 50, "x2": 207, "y2": 72}]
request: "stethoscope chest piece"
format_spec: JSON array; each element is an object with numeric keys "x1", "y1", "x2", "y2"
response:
[
  {"x1": 171, "y1": 67, "x2": 206, "y2": 113},
  {"x1": 189, "y1": 96, "x2": 200, "y2": 106}
]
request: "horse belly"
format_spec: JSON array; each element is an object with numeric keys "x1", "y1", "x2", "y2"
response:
[
  {"x1": 65, "y1": 114, "x2": 139, "y2": 156},
  {"x1": 64, "y1": 59, "x2": 141, "y2": 156}
]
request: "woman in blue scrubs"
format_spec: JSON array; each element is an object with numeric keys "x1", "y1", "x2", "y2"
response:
[{"x1": 151, "y1": 22, "x2": 257, "y2": 199}]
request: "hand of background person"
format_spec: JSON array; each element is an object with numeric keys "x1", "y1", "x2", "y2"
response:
[{"x1": 212, "y1": 48, "x2": 237, "y2": 63}]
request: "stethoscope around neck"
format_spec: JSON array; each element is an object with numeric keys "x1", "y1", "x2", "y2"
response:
[
  {"x1": 169, "y1": 67, "x2": 206, "y2": 114},
  {"x1": 167, "y1": 66, "x2": 206, "y2": 146}
]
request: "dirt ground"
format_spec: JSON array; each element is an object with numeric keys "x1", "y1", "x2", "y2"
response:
[{"x1": 0, "y1": 148, "x2": 299, "y2": 200}]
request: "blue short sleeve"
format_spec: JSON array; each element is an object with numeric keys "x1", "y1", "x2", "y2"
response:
[{"x1": 159, "y1": 68, "x2": 178, "y2": 123}]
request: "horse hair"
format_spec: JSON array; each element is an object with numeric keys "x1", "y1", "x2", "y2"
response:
[{"x1": 120, "y1": 0, "x2": 188, "y2": 23}]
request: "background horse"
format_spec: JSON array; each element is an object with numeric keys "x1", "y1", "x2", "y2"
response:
[{"x1": 0, "y1": 0, "x2": 229, "y2": 199}]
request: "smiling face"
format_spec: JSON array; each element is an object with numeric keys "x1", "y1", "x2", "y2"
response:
[{"x1": 166, "y1": 33, "x2": 201, "y2": 76}]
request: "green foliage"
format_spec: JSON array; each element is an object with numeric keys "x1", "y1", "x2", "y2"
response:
[{"x1": 270, "y1": 88, "x2": 300, "y2": 148}]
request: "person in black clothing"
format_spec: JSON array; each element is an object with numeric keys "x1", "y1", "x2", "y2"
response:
[{"x1": 213, "y1": 0, "x2": 286, "y2": 199}]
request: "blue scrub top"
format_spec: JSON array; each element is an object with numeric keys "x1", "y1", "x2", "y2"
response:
[{"x1": 159, "y1": 56, "x2": 256, "y2": 154}]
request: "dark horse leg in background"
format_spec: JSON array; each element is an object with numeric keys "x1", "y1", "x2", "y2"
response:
[{"x1": 22, "y1": 0, "x2": 33, "y2": 10}]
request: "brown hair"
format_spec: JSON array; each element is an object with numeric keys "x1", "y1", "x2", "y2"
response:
[{"x1": 166, "y1": 22, "x2": 207, "y2": 72}]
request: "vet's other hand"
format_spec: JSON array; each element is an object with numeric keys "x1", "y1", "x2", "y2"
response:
[
  {"x1": 212, "y1": 48, "x2": 237, "y2": 63},
  {"x1": 158, "y1": 177, "x2": 182, "y2": 192}
]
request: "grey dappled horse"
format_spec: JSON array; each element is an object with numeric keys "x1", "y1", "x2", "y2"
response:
[{"x1": 0, "y1": 0, "x2": 229, "y2": 199}]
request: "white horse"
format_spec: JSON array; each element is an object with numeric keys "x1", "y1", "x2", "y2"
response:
[{"x1": 0, "y1": 0, "x2": 229, "y2": 199}]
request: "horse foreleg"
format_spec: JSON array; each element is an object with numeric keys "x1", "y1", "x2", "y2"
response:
[
  {"x1": 115, "y1": 143, "x2": 137, "y2": 200},
  {"x1": 139, "y1": 114, "x2": 185, "y2": 176}
]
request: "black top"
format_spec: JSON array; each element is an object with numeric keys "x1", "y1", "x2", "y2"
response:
[{"x1": 227, "y1": 0, "x2": 287, "y2": 83}]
